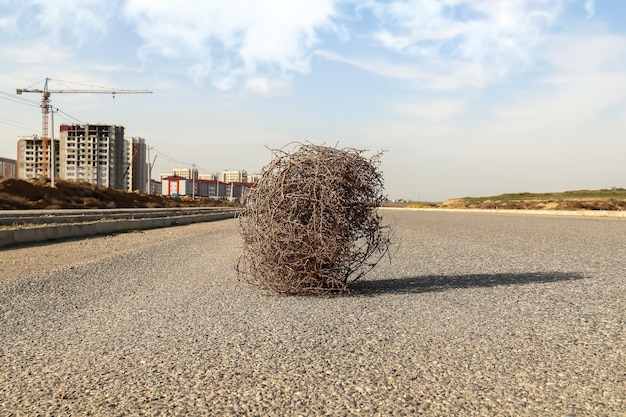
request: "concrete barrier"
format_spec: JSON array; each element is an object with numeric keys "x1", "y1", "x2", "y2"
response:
[{"x1": 0, "y1": 212, "x2": 238, "y2": 249}]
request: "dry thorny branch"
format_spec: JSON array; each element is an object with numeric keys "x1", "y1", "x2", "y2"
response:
[{"x1": 237, "y1": 142, "x2": 391, "y2": 295}]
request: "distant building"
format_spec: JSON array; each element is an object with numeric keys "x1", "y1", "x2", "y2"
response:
[
  {"x1": 198, "y1": 173, "x2": 217, "y2": 180},
  {"x1": 162, "y1": 175, "x2": 191, "y2": 197},
  {"x1": 124, "y1": 137, "x2": 148, "y2": 192},
  {"x1": 159, "y1": 169, "x2": 254, "y2": 198},
  {"x1": 173, "y1": 167, "x2": 198, "y2": 180},
  {"x1": 14, "y1": 127, "x2": 154, "y2": 190},
  {"x1": 0, "y1": 156, "x2": 17, "y2": 179},
  {"x1": 59, "y1": 124, "x2": 125, "y2": 189},
  {"x1": 16, "y1": 136, "x2": 60, "y2": 180},
  {"x1": 161, "y1": 175, "x2": 253, "y2": 202},
  {"x1": 149, "y1": 178, "x2": 162, "y2": 195},
  {"x1": 195, "y1": 179, "x2": 228, "y2": 199},
  {"x1": 222, "y1": 170, "x2": 247, "y2": 183},
  {"x1": 225, "y1": 181, "x2": 254, "y2": 202}
]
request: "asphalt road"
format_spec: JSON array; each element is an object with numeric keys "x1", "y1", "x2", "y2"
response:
[{"x1": 1, "y1": 210, "x2": 624, "y2": 416}]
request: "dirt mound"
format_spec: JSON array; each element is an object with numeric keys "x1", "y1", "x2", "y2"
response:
[
  {"x1": 439, "y1": 198, "x2": 626, "y2": 211},
  {"x1": 0, "y1": 178, "x2": 237, "y2": 210}
]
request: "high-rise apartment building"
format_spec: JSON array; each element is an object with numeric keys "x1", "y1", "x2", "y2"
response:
[
  {"x1": 124, "y1": 137, "x2": 148, "y2": 192},
  {"x1": 198, "y1": 173, "x2": 217, "y2": 180},
  {"x1": 59, "y1": 124, "x2": 125, "y2": 189},
  {"x1": 172, "y1": 167, "x2": 198, "y2": 180},
  {"x1": 222, "y1": 170, "x2": 247, "y2": 183},
  {"x1": 16, "y1": 136, "x2": 60, "y2": 180}
]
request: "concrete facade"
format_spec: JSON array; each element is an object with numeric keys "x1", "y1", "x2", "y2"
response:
[
  {"x1": 149, "y1": 179, "x2": 162, "y2": 195},
  {"x1": 172, "y1": 168, "x2": 198, "y2": 180},
  {"x1": 222, "y1": 170, "x2": 247, "y2": 183},
  {"x1": 0, "y1": 156, "x2": 17, "y2": 179},
  {"x1": 198, "y1": 173, "x2": 217, "y2": 180},
  {"x1": 59, "y1": 124, "x2": 125, "y2": 189},
  {"x1": 162, "y1": 175, "x2": 190, "y2": 196},
  {"x1": 16, "y1": 136, "x2": 60, "y2": 180},
  {"x1": 124, "y1": 137, "x2": 148, "y2": 192},
  {"x1": 161, "y1": 175, "x2": 253, "y2": 202}
]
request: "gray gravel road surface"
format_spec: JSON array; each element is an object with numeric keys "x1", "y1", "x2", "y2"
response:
[{"x1": 0, "y1": 210, "x2": 624, "y2": 416}]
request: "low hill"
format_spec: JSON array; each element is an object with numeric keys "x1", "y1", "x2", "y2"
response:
[
  {"x1": 0, "y1": 178, "x2": 238, "y2": 210},
  {"x1": 440, "y1": 189, "x2": 626, "y2": 211}
]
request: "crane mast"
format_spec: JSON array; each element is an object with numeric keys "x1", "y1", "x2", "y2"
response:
[{"x1": 16, "y1": 77, "x2": 152, "y2": 178}]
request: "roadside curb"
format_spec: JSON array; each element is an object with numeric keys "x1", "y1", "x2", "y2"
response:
[{"x1": 0, "y1": 212, "x2": 237, "y2": 249}]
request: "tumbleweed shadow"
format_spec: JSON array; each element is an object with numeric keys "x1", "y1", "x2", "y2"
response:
[{"x1": 351, "y1": 271, "x2": 585, "y2": 296}]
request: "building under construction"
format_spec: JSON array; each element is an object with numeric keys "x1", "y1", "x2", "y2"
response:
[
  {"x1": 124, "y1": 137, "x2": 148, "y2": 192},
  {"x1": 16, "y1": 126, "x2": 149, "y2": 192},
  {"x1": 16, "y1": 136, "x2": 60, "y2": 180},
  {"x1": 59, "y1": 124, "x2": 126, "y2": 189}
]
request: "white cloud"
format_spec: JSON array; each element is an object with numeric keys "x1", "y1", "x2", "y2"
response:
[
  {"x1": 3, "y1": 0, "x2": 115, "y2": 45},
  {"x1": 584, "y1": 0, "x2": 595, "y2": 18},
  {"x1": 315, "y1": 49, "x2": 421, "y2": 80},
  {"x1": 482, "y1": 34, "x2": 626, "y2": 150},
  {"x1": 123, "y1": 0, "x2": 340, "y2": 91},
  {"x1": 337, "y1": 0, "x2": 567, "y2": 89},
  {"x1": 2, "y1": 43, "x2": 71, "y2": 66},
  {"x1": 391, "y1": 98, "x2": 467, "y2": 121},
  {"x1": 316, "y1": 48, "x2": 493, "y2": 90},
  {"x1": 0, "y1": 0, "x2": 605, "y2": 94},
  {"x1": 316, "y1": 49, "x2": 438, "y2": 90},
  {"x1": 244, "y1": 76, "x2": 291, "y2": 95},
  {"x1": 492, "y1": 73, "x2": 626, "y2": 131},
  {"x1": 539, "y1": 34, "x2": 626, "y2": 74},
  {"x1": 370, "y1": 0, "x2": 561, "y2": 59}
]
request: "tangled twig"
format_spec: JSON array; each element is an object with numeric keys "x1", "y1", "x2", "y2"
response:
[{"x1": 237, "y1": 142, "x2": 391, "y2": 295}]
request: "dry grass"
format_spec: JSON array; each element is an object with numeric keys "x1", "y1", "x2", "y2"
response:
[{"x1": 237, "y1": 143, "x2": 391, "y2": 295}]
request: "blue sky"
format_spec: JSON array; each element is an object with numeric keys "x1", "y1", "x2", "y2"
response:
[{"x1": 1, "y1": 0, "x2": 624, "y2": 201}]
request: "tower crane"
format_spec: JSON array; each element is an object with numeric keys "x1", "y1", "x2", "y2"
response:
[{"x1": 16, "y1": 77, "x2": 152, "y2": 177}]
